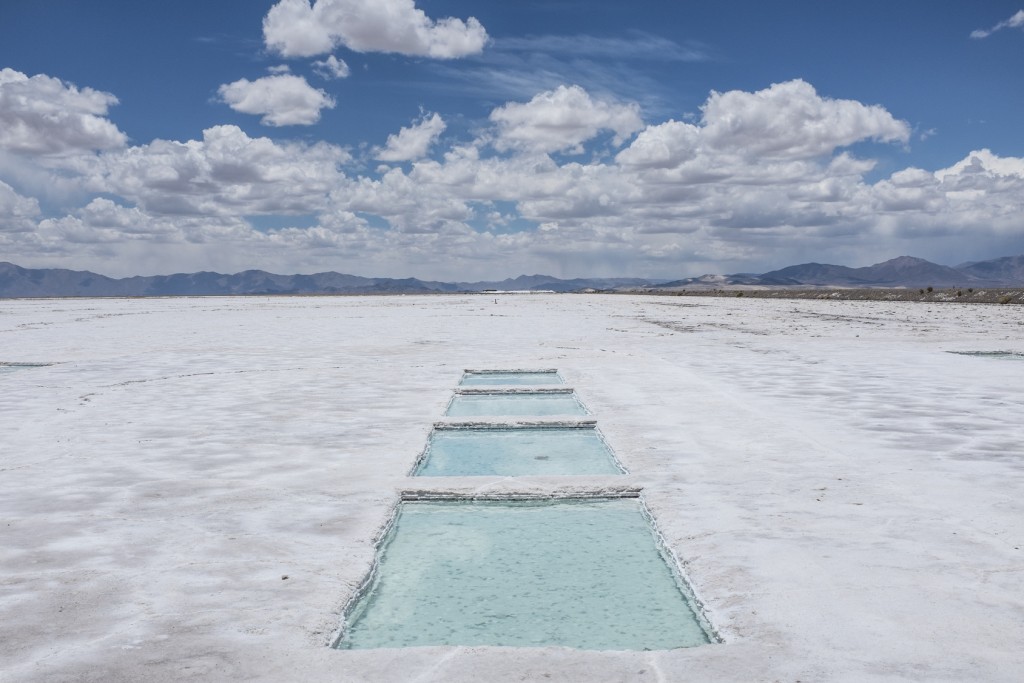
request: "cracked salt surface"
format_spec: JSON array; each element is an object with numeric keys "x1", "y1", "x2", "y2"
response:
[
  {"x1": 336, "y1": 498, "x2": 710, "y2": 650},
  {"x1": 1, "y1": 294, "x2": 1022, "y2": 681}
]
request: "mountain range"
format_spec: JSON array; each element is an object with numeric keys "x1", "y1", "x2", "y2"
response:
[
  {"x1": 0, "y1": 261, "x2": 651, "y2": 297},
  {"x1": 1, "y1": 255, "x2": 1023, "y2": 298},
  {"x1": 660, "y1": 255, "x2": 1024, "y2": 289}
]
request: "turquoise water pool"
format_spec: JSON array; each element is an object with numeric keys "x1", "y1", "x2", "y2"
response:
[
  {"x1": 446, "y1": 392, "x2": 587, "y2": 417},
  {"x1": 947, "y1": 351, "x2": 1024, "y2": 360},
  {"x1": 0, "y1": 363, "x2": 48, "y2": 375},
  {"x1": 336, "y1": 498, "x2": 711, "y2": 650},
  {"x1": 414, "y1": 426, "x2": 623, "y2": 476},
  {"x1": 460, "y1": 371, "x2": 563, "y2": 386}
]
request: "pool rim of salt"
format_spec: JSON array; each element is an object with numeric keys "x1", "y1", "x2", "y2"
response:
[
  {"x1": 329, "y1": 492, "x2": 720, "y2": 651},
  {"x1": 408, "y1": 421, "x2": 629, "y2": 477}
]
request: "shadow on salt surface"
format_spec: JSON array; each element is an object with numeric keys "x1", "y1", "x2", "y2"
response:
[
  {"x1": 334, "y1": 497, "x2": 713, "y2": 651},
  {"x1": 947, "y1": 351, "x2": 1024, "y2": 360},
  {"x1": 412, "y1": 423, "x2": 625, "y2": 477},
  {"x1": 445, "y1": 390, "x2": 588, "y2": 417}
]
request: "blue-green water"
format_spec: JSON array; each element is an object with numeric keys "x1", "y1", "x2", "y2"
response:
[
  {"x1": 460, "y1": 371, "x2": 563, "y2": 386},
  {"x1": 415, "y1": 427, "x2": 623, "y2": 476},
  {"x1": 0, "y1": 364, "x2": 46, "y2": 375},
  {"x1": 336, "y1": 498, "x2": 711, "y2": 650},
  {"x1": 446, "y1": 393, "x2": 587, "y2": 417},
  {"x1": 947, "y1": 351, "x2": 1024, "y2": 360}
]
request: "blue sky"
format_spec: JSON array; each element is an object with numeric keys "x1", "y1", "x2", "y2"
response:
[{"x1": 0, "y1": 1, "x2": 1022, "y2": 279}]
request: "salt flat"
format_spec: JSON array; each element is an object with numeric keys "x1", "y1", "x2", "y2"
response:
[{"x1": 1, "y1": 294, "x2": 1022, "y2": 682}]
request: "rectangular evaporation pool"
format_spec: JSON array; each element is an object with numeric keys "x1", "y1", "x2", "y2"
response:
[
  {"x1": 460, "y1": 369, "x2": 563, "y2": 386},
  {"x1": 0, "y1": 363, "x2": 49, "y2": 375},
  {"x1": 446, "y1": 390, "x2": 587, "y2": 417},
  {"x1": 335, "y1": 497, "x2": 712, "y2": 650},
  {"x1": 947, "y1": 351, "x2": 1024, "y2": 360},
  {"x1": 414, "y1": 425, "x2": 624, "y2": 477}
]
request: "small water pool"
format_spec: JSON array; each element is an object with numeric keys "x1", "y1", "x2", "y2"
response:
[
  {"x1": 414, "y1": 425, "x2": 623, "y2": 476},
  {"x1": 446, "y1": 391, "x2": 588, "y2": 417},
  {"x1": 460, "y1": 370, "x2": 563, "y2": 386},
  {"x1": 947, "y1": 351, "x2": 1024, "y2": 360},
  {"x1": 335, "y1": 497, "x2": 712, "y2": 650},
  {"x1": 0, "y1": 363, "x2": 49, "y2": 375}
]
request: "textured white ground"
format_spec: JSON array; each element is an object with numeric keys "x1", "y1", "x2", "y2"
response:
[{"x1": 1, "y1": 294, "x2": 1022, "y2": 682}]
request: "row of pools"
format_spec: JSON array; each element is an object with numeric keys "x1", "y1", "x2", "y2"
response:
[{"x1": 334, "y1": 369, "x2": 715, "y2": 651}]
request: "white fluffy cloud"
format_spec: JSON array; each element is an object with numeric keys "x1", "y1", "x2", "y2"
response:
[
  {"x1": 91, "y1": 125, "x2": 350, "y2": 217},
  {"x1": 615, "y1": 120, "x2": 701, "y2": 169},
  {"x1": 217, "y1": 74, "x2": 335, "y2": 126},
  {"x1": 312, "y1": 55, "x2": 350, "y2": 79},
  {"x1": 375, "y1": 113, "x2": 446, "y2": 162},
  {"x1": 4, "y1": 67, "x2": 1024, "y2": 280},
  {"x1": 699, "y1": 79, "x2": 910, "y2": 159},
  {"x1": 263, "y1": 0, "x2": 487, "y2": 59},
  {"x1": 934, "y1": 148, "x2": 1024, "y2": 181},
  {"x1": 0, "y1": 180, "x2": 41, "y2": 233},
  {"x1": 489, "y1": 85, "x2": 643, "y2": 154},
  {"x1": 971, "y1": 10, "x2": 1024, "y2": 39},
  {"x1": 0, "y1": 68, "x2": 127, "y2": 155}
]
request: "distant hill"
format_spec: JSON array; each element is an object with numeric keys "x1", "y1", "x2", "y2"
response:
[
  {"x1": 758, "y1": 256, "x2": 970, "y2": 287},
  {"x1": 2, "y1": 255, "x2": 1023, "y2": 298},
  {"x1": 955, "y1": 255, "x2": 1024, "y2": 283},
  {"x1": 659, "y1": 255, "x2": 1024, "y2": 289}
]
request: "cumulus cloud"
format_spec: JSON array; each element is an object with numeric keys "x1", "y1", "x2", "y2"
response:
[
  {"x1": 971, "y1": 10, "x2": 1024, "y2": 39},
  {"x1": 0, "y1": 68, "x2": 127, "y2": 155},
  {"x1": 489, "y1": 85, "x2": 643, "y2": 155},
  {"x1": 263, "y1": 0, "x2": 487, "y2": 59},
  {"x1": 615, "y1": 120, "x2": 701, "y2": 169},
  {"x1": 0, "y1": 180, "x2": 41, "y2": 232},
  {"x1": 934, "y1": 148, "x2": 1024, "y2": 181},
  {"x1": 313, "y1": 55, "x2": 350, "y2": 79},
  {"x1": 4, "y1": 68, "x2": 1024, "y2": 280},
  {"x1": 700, "y1": 80, "x2": 910, "y2": 159},
  {"x1": 217, "y1": 74, "x2": 335, "y2": 126},
  {"x1": 92, "y1": 125, "x2": 350, "y2": 217},
  {"x1": 37, "y1": 198, "x2": 183, "y2": 245},
  {"x1": 375, "y1": 112, "x2": 446, "y2": 162}
]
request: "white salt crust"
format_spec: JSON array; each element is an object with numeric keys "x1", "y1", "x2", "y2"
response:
[{"x1": 1, "y1": 294, "x2": 1022, "y2": 681}]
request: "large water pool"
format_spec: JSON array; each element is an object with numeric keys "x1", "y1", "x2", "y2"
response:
[
  {"x1": 335, "y1": 498, "x2": 712, "y2": 650},
  {"x1": 413, "y1": 426, "x2": 623, "y2": 476}
]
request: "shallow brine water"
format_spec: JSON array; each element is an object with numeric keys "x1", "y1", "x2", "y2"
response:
[
  {"x1": 336, "y1": 498, "x2": 711, "y2": 650},
  {"x1": 947, "y1": 351, "x2": 1024, "y2": 360},
  {"x1": 460, "y1": 371, "x2": 563, "y2": 386},
  {"x1": 414, "y1": 427, "x2": 623, "y2": 476},
  {"x1": 446, "y1": 392, "x2": 587, "y2": 417}
]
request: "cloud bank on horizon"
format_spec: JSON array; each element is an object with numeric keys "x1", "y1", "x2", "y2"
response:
[{"x1": 0, "y1": 0, "x2": 1023, "y2": 279}]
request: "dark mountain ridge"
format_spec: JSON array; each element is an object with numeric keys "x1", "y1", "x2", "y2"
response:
[
  {"x1": 662, "y1": 255, "x2": 1024, "y2": 289},
  {"x1": 0, "y1": 262, "x2": 656, "y2": 297},
  {"x1": 2, "y1": 254, "x2": 1023, "y2": 298}
]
